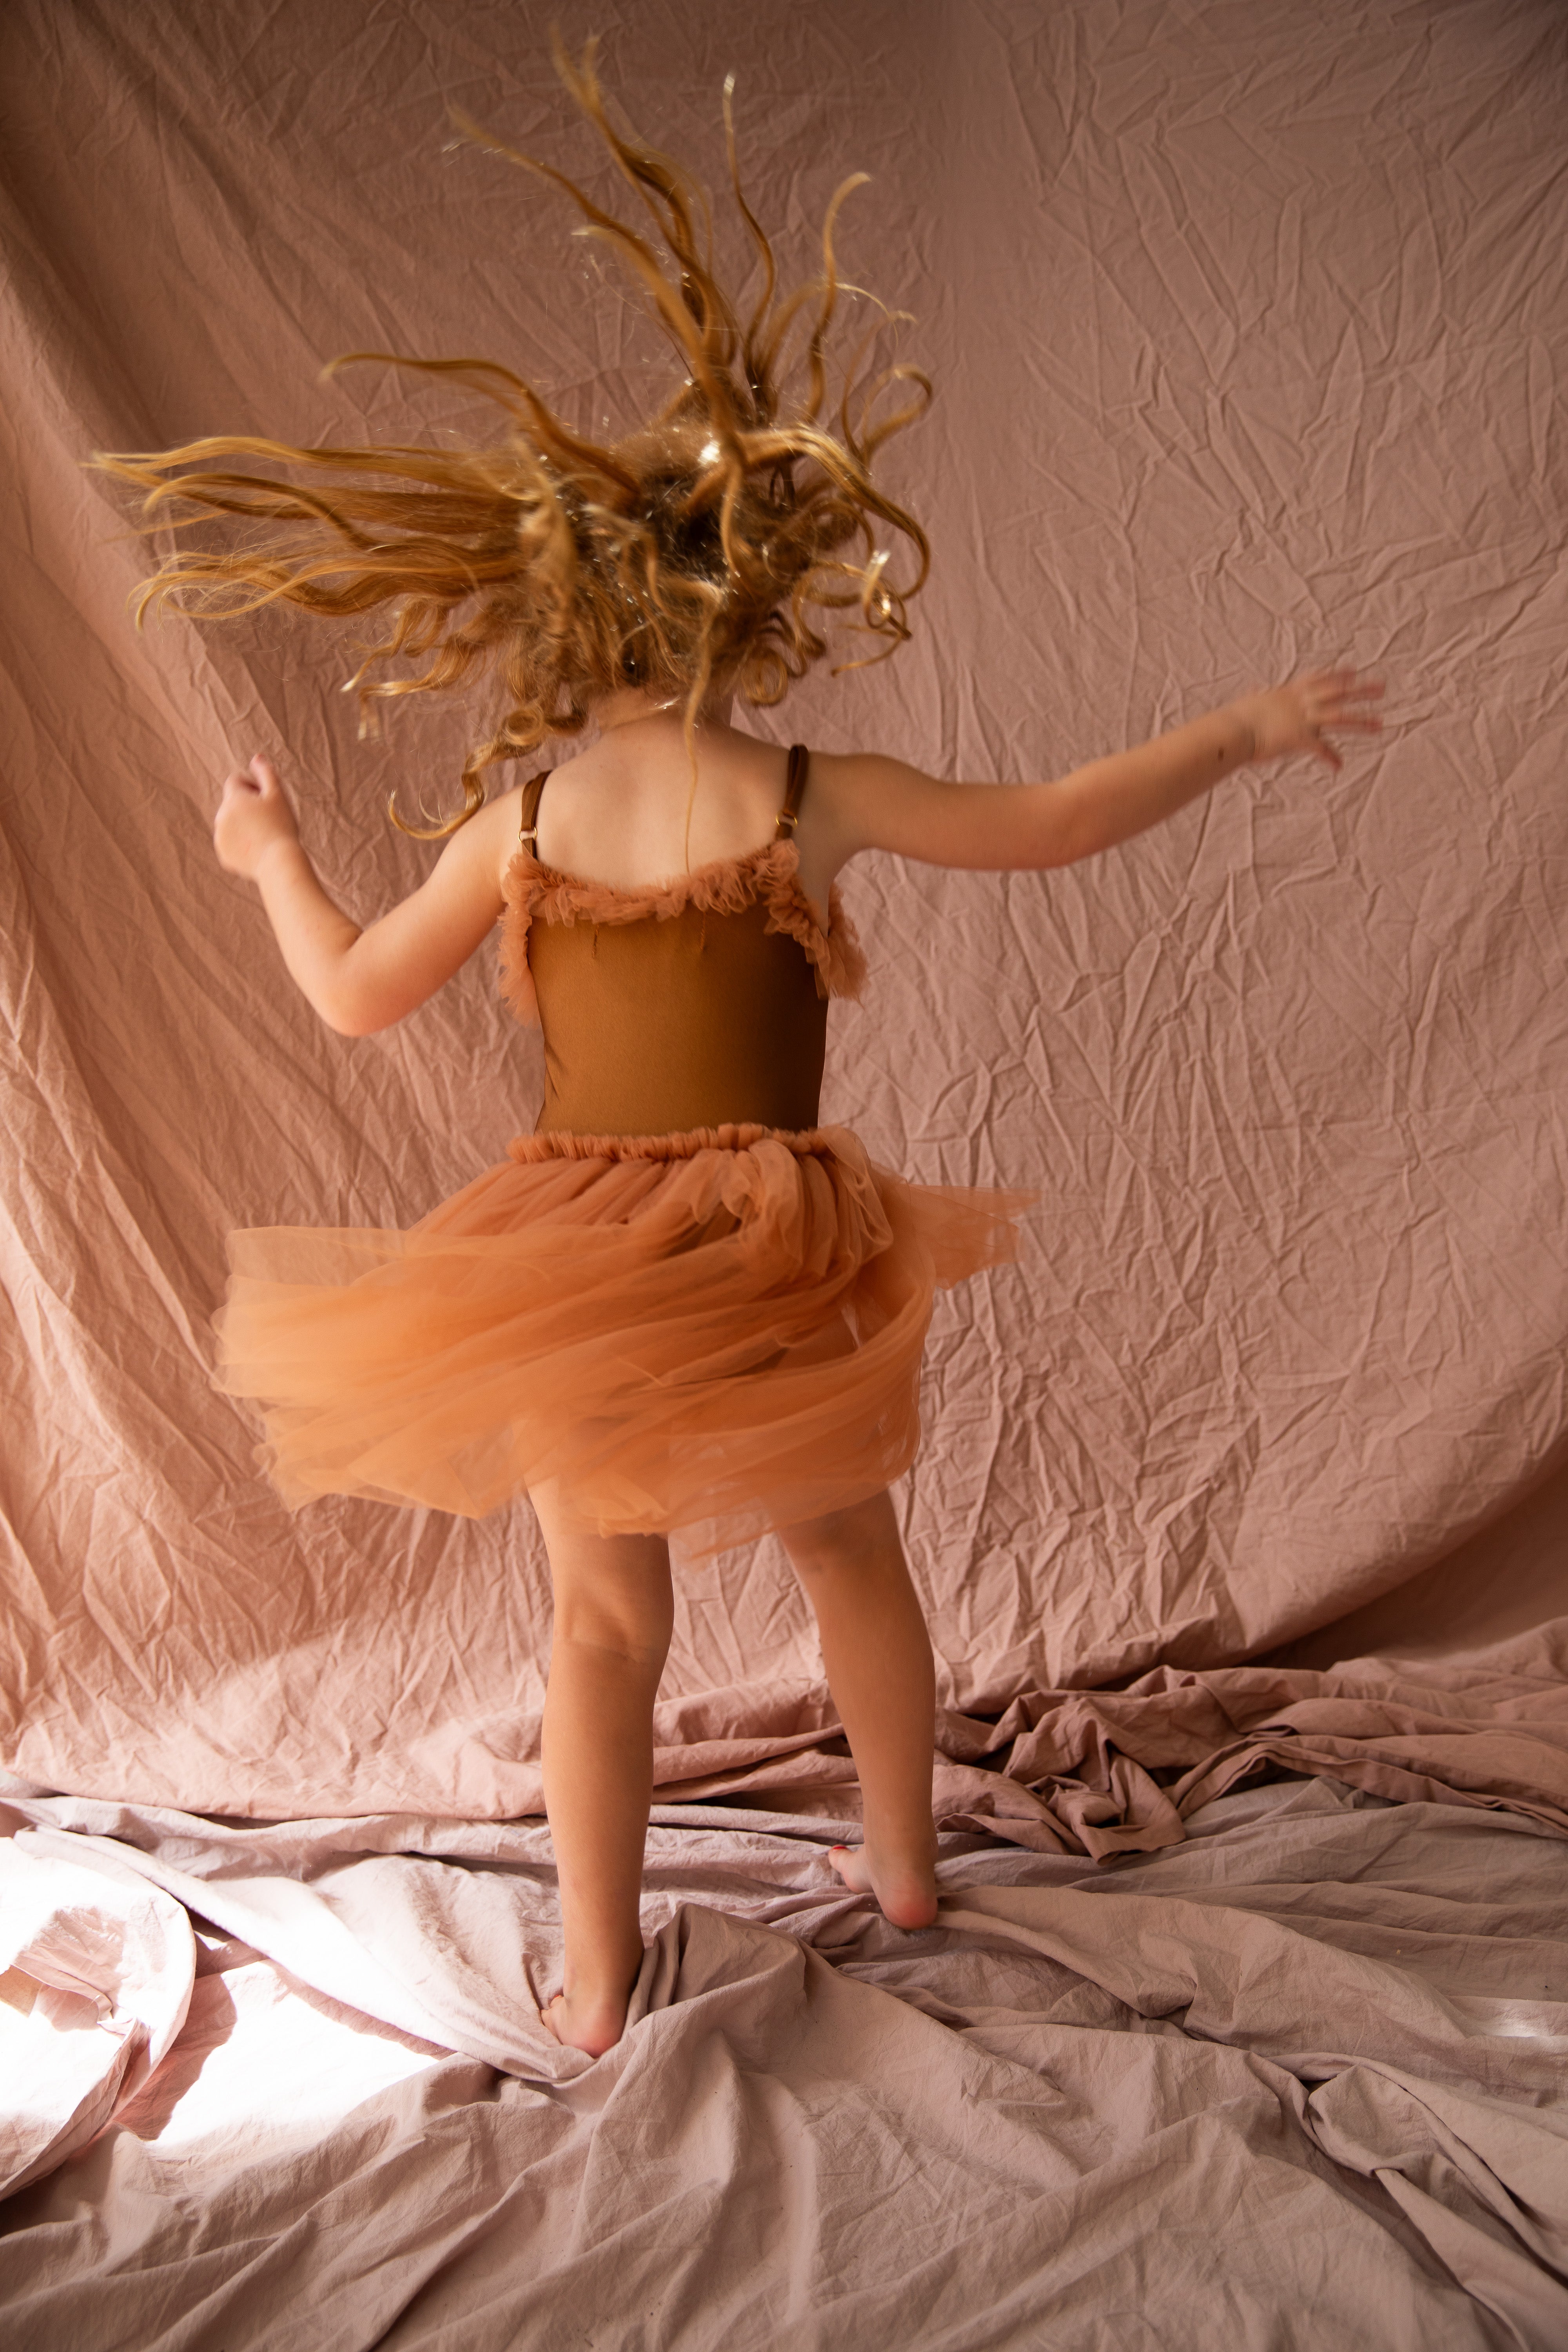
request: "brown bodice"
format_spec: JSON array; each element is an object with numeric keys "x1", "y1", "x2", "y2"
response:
[{"x1": 498, "y1": 746, "x2": 867, "y2": 1139}]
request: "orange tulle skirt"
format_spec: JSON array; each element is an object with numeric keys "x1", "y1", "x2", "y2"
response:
[{"x1": 213, "y1": 1123, "x2": 1035, "y2": 1557}]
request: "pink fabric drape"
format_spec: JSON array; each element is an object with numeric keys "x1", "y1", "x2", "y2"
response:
[{"x1": 3, "y1": 0, "x2": 1565, "y2": 2342}]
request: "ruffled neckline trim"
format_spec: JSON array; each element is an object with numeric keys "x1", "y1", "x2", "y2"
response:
[{"x1": 498, "y1": 837, "x2": 866, "y2": 1027}]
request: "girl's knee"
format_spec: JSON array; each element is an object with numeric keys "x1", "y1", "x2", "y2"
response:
[
  {"x1": 551, "y1": 1579, "x2": 672, "y2": 1668},
  {"x1": 538, "y1": 1512, "x2": 673, "y2": 1655},
  {"x1": 781, "y1": 1489, "x2": 899, "y2": 1579}
]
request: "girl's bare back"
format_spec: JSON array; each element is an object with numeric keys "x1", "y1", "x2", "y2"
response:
[{"x1": 492, "y1": 702, "x2": 844, "y2": 928}]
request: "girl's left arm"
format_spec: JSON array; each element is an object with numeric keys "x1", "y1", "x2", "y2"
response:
[
  {"x1": 214, "y1": 755, "x2": 506, "y2": 1034},
  {"x1": 818, "y1": 670, "x2": 1383, "y2": 875}
]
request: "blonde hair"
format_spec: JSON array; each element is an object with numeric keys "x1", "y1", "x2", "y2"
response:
[{"x1": 95, "y1": 37, "x2": 931, "y2": 843}]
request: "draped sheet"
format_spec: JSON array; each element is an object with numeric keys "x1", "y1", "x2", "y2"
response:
[{"x1": 2, "y1": 0, "x2": 1566, "y2": 2342}]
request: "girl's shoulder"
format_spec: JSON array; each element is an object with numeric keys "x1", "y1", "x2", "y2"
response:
[
  {"x1": 491, "y1": 726, "x2": 790, "y2": 896},
  {"x1": 483, "y1": 737, "x2": 940, "y2": 895}
]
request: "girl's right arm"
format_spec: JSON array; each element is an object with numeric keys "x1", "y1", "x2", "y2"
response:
[
  {"x1": 213, "y1": 755, "x2": 510, "y2": 1034},
  {"x1": 822, "y1": 670, "x2": 1383, "y2": 875}
]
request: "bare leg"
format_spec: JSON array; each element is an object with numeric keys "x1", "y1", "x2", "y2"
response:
[
  {"x1": 778, "y1": 1488, "x2": 938, "y2": 1929},
  {"x1": 530, "y1": 1479, "x2": 673, "y2": 2056}
]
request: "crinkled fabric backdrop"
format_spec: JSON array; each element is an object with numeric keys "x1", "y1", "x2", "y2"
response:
[{"x1": 2, "y1": 2, "x2": 1566, "y2": 2346}]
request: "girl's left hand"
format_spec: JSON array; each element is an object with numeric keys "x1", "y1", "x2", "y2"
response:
[
  {"x1": 214, "y1": 754, "x2": 301, "y2": 880},
  {"x1": 1235, "y1": 669, "x2": 1385, "y2": 771}
]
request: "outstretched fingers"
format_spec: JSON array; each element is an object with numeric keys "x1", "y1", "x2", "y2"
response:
[{"x1": 1301, "y1": 669, "x2": 1385, "y2": 767}]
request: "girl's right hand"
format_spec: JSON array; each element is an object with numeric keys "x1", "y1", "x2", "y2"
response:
[
  {"x1": 214, "y1": 754, "x2": 301, "y2": 880},
  {"x1": 1234, "y1": 669, "x2": 1385, "y2": 771}
]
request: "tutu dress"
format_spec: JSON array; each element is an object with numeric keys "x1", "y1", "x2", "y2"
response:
[{"x1": 215, "y1": 747, "x2": 1036, "y2": 1556}]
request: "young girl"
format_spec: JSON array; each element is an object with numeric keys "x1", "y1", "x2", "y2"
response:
[{"x1": 102, "y1": 45, "x2": 1381, "y2": 2056}]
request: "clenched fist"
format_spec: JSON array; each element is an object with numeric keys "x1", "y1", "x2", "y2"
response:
[{"x1": 214, "y1": 755, "x2": 301, "y2": 880}]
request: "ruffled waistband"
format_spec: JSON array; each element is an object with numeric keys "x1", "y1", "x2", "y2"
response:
[{"x1": 506, "y1": 1122, "x2": 845, "y2": 1166}]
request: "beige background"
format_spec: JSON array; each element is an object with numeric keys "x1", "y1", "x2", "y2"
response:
[
  {"x1": 2, "y1": 0, "x2": 1565, "y2": 1814},
  {"x1": 5, "y1": 9, "x2": 1568, "y2": 2345}
]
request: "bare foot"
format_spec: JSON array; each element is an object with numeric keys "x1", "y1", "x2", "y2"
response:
[
  {"x1": 541, "y1": 1985, "x2": 631, "y2": 2058},
  {"x1": 829, "y1": 1842, "x2": 938, "y2": 1930}
]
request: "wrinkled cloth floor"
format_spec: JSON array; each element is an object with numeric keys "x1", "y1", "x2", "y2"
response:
[{"x1": 4, "y1": 1777, "x2": 1566, "y2": 2351}]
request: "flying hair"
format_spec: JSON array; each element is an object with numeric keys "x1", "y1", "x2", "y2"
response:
[{"x1": 94, "y1": 35, "x2": 932, "y2": 857}]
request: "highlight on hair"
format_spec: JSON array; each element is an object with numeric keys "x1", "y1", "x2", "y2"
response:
[{"x1": 93, "y1": 36, "x2": 931, "y2": 846}]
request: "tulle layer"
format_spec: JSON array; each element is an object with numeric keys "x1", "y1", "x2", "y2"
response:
[{"x1": 214, "y1": 1123, "x2": 1035, "y2": 1557}]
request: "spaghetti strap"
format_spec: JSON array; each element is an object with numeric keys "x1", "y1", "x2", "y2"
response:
[
  {"x1": 774, "y1": 744, "x2": 809, "y2": 839},
  {"x1": 517, "y1": 768, "x2": 552, "y2": 854}
]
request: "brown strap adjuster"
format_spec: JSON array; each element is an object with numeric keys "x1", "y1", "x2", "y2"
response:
[
  {"x1": 517, "y1": 767, "x2": 552, "y2": 855},
  {"x1": 775, "y1": 742, "x2": 809, "y2": 838}
]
